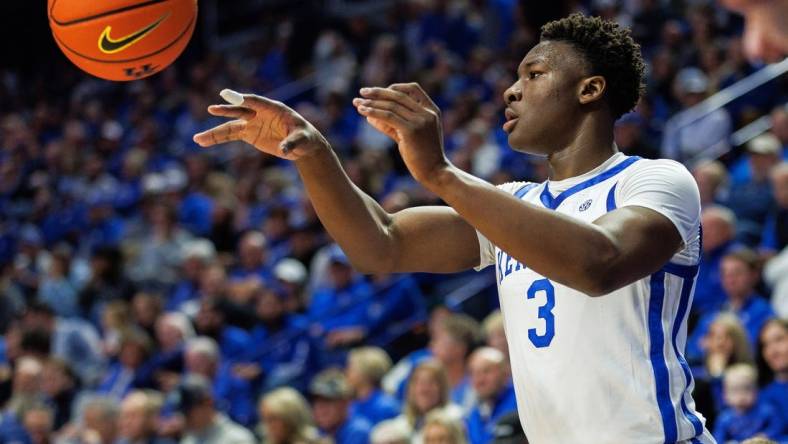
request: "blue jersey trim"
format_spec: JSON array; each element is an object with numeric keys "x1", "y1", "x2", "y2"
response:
[
  {"x1": 667, "y1": 266, "x2": 704, "y2": 439},
  {"x1": 539, "y1": 156, "x2": 641, "y2": 210},
  {"x1": 606, "y1": 183, "x2": 618, "y2": 212},
  {"x1": 514, "y1": 183, "x2": 538, "y2": 199},
  {"x1": 648, "y1": 270, "x2": 678, "y2": 443}
]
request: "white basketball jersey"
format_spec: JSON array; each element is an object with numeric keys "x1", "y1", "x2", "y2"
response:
[{"x1": 476, "y1": 153, "x2": 717, "y2": 444}]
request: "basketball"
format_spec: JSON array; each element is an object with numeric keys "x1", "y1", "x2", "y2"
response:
[{"x1": 48, "y1": 0, "x2": 197, "y2": 81}]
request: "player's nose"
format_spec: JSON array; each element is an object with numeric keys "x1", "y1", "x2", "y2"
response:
[{"x1": 503, "y1": 83, "x2": 522, "y2": 106}]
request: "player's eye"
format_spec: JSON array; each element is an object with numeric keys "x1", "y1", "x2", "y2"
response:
[{"x1": 528, "y1": 71, "x2": 543, "y2": 80}]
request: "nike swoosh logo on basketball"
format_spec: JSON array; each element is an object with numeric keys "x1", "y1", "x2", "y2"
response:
[{"x1": 98, "y1": 13, "x2": 170, "y2": 54}]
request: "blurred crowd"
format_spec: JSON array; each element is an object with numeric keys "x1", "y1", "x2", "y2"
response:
[{"x1": 1, "y1": 0, "x2": 787, "y2": 443}]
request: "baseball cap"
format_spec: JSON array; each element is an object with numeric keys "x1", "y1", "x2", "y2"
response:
[
  {"x1": 491, "y1": 412, "x2": 528, "y2": 444},
  {"x1": 309, "y1": 369, "x2": 351, "y2": 400},
  {"x1": 169, "y1": 375, "x2": 213, "y2": 412},
  {"x1": 746, "y1": 133, "x2": 781, "y2": 155}
]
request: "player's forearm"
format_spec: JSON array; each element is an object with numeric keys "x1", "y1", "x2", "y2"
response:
[
  {"x1": 293, "y1": 146, "x2": 396, "y2": 272},
  {"x1": 426, "y1": 166, "x2": 622, "y2": 295}
]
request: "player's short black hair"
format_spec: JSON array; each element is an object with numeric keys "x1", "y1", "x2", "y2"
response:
[{"x1": 540, "y1": 13, "x2": 645, "y2": 119}]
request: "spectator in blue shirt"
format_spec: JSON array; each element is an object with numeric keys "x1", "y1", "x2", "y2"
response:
[
  {"x1": 193, "y1": 298, "x2": 251, "y2": 364},
  {"x1": 184, "y1": 336, "x2": 256, "y2": 428},
  {"x1": 234, "y1": 285, "x2": 317, "y2": 393},
  {"x1": 365, "y1": 273, "x2": 427, "y2": 350},
  {"x1": 168, "y1": 239, "x2": 216, "y2": 312},
  {"x1": 97, "y1": 328, "x2": 153, "y2": 400},
  {"x1": 465, "y1": 348, "x2": 517, "y2": 444},
  {"x1": 713, "y1": 364, "x2": 784, "y2": 442},
  {"x1": 229, "y1": 231, "x2": 274, "y2": 283},
  {"x1": 694, "y1": 206, "x2": 739, "y2": 318},
  {"x1": 759, "y1": 319, "x2": 788, "y2": 441},
  {"x1": 688, "y1": 248, "x2": 775, "y2": 361},
  {"x1": 347, "y1": 347, "x2": 400, "y2": 426},
  {"x1": 308, "y1": 245, "x2": 374, "y2": 357},
  {"x1": 726, "y1": 134, "x2": 780, "y2": 245},
  {"x1": 310, "y1": 369, "x2": 372, "y2": 444}
]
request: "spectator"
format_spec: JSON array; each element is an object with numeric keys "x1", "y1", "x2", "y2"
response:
[
  {"x1": 758, "y1": 319, "x2": 788, "y2": 440},
  {"x1": 97, "y1": 328, "x2": 154, "y2": 400},
  {"x1": 230, "y1": 231, "x2": 273, "y2": 283},
  {"x1": 385, "y1": 313, "x2": 480, "y2": 410},
  {"x1": 21, "y1": 302, "x2": 105, "y2": 386},
  {"x1": 234, "y1": 284, "x2": 316, "y2": 393},
  {"x1": 424, "y1": 409, "x2": 469, "y2": 444},
  {"x1": 309, "y1": 369, "x2": 371, "y2": 444},
  {"x1": 465, "y1": 348, "x2": 517, "y2": 444},
  {"x1": 712, "y1": 364, "x2": 783, "y2": 442},
  {"x1": 308, "y1": 245, "x2": 374, "y2": 355},
  {"x1": 692, "y1": 160, "x2": 729, "y2": 209},
  {"x1": 37, "y1": 244, "x2": 79, "y2": 319},
  {"x1": 390, "y1": 360, "x2": 464, "y2": 444},
  {"x1": 481, "y1": 311, "x2": 508, "y2": 370},
  {"x1": 117, "y1": 390, "x2": 175, "y2": 444},
  {"x1": 727, "y1": 133, "x2": 780, "y2": 244},
  {"x1": 689, "y1": 248, "x2": 775, "y2": 360},
  {"x1": 168, "y1": 239, "x2": 216, "y2": 312},
  {"x1": 661, "y1": 67, "x2": 732, "y2": 163},
  {"x1": 193, "y1": 298, "x2": 251, "y2": 364},
  {"x1": 57, "y1": 395, "x2": 119, "y2": 444},
  {"x1": 41, "y1": 358, "x2": 79, "y2": 431},
  {"x1": 183, "y1": 337, "x2": 255, "y2": 428},
  {"x1": 257, "y1": 387, "x2": 319, "y2": 444},
  {"x1": 173, "y1": 375, "x2": 256, "y2": 444},
  {"x1": 694, "y1": 206, "x2": 738, "y2": 316},
  {"x1": 22, "y1": 402, "x2": 54, "y2": 444},
  {"x1": 78, "y1": 246, "x2": 136, "y2": 323},
  {"x1": 346, "y1": 347, "x2": 400, "y2": 426},
  {"x1": 127, "y1": 203, "x2": 192, "y2": 291}
]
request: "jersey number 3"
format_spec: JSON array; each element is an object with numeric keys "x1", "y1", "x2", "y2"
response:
[{"x1": 527, "y1": 278, "x2": 555, "y2": 347}]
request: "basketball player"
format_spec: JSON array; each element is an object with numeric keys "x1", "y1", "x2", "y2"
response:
[{"x1": 195, "y1": 14, "x2": 714, "y2": 444}]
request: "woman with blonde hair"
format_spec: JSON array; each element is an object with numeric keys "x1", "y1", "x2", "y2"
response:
[
  {"x1": 389, "y1": 360, "x2": 463, "y2": 444},
  {"x1": 258, "y1": 387, "x2": 320, "y2": 444},
  {"x1": 703, "y1": 312, "x2": 754, "y2": 378}
]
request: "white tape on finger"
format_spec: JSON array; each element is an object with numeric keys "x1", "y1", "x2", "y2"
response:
[{"x1": 220, "y1": 89, "x2": 244, "y2": 106}]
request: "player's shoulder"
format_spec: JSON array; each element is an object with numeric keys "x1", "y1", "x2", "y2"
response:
[{"x1": 620, "y1": 156, "x2": 697, "y2": 187}]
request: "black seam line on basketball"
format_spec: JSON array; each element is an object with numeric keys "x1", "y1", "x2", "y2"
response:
[
  {"x1": 52, "y1": 16, "x2": 194, "y2": 64},
  {"x1": 50, "y1": 0, "x2": 171, "y2": 27}
]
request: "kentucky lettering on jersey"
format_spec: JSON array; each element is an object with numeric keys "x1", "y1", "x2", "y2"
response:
[{"x1": 475, "y1": 153, "x2": 716, "y2": 444}]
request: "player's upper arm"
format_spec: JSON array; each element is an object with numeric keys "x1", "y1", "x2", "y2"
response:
[
  {"x1": 386, "y1": 181, "x2": 530, "y2": 274},
  {"x1": 591, "y1": 159, "x2": 701, "y2": 293}
]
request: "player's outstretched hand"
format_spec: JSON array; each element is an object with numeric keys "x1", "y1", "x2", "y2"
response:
[
  {"x1": 193, "y1": 89, "x2": 329, "y2": 160},
  {"x1": 353, "y1": 83, "x2": 450, "y2": 186}
]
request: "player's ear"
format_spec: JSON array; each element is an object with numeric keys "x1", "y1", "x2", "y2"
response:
[{"x1": 577, "y1": 75, "x2": 606, "y2": 105}]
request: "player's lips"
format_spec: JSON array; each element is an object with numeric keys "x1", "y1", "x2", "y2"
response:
[{"x1": 503, "y1": 108, "x2": 519, "y2": 133}]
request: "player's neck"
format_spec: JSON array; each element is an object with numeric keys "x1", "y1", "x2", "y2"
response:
[{"x1": 546, "y1": 116, "x2": 617, "y2": 181}]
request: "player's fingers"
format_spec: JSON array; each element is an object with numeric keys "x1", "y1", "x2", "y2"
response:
[
  {"x1": 365, "y1": 116, "x2": 398, "y2": 140},
  {"x1": 389, "y1": 83, "x2": 440, "y2": 114},
  {"x1": 352, "y1": 98, "x2": 421, "y2": 120},
  {"x1": 207, "y1": 105, "x2": 256, "y2": 121},
  {"x1": 355, "y1": 104, "x2": 412, "y2": 130},
  {"x1": 238, "y1": 93, "x2": 288, "y2": 114},
  {"x1": 358, "y1": 87, "x2": 421, "y2": 113},
  {"x1": 193, "y1": 120, "x2": 246, "y2": 147}
]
